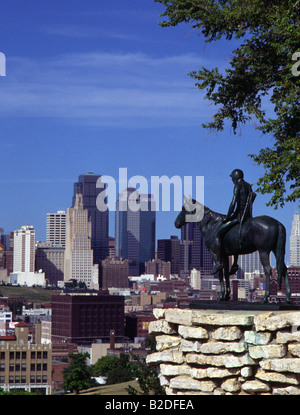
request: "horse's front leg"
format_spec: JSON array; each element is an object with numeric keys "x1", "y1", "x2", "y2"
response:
[
  {"x1": 217, "y1": 269, "x2": 225, "y2": 301},
  {"x1": 259, "y1": 251, "x2": 271, "y2": 304},
  {"x1": 223, "y1": 256, "x2": 230, "y2": 301}
]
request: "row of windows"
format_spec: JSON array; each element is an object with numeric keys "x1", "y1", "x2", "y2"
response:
[
  {"x1": 0, "y1": 375, "x2": 48, "y2": 384},
  {"x1": 0, "y1": 351, "x2": 48, "y2": 360},
  {"x1": 0, "y1": 363, "x2": 48, "y2": 372}
]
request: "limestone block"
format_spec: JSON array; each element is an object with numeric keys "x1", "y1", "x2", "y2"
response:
[
  {"x1": 153, "y1": 308, "x2": 165, "y2": 319},
  {"x1": 254, "y1": 312, "x2": 300, "y2": 332},
  {"x1": 255, "y1": 368, "x2": 299, "y2": 385},
  {"x1": 148, "y1": 319, "x2": 176, "y2": 335},
  {"x1": 191, "y1": 311, "x2": 254, "y2": 327},
  {"x1": 244, "y1": 330, "x2": 272, "y2": 345},
  {"x1": 158, "y1": 374, "x2": 169, "y2": 386},
  {"x1": 178, "y1": 325, "x2": 208, "y2": 340},
  {"x1": 169, "y1": 375, "x2": 216, "y2": 392},
  {"x1": 214, "y1": 388, "x2": 226, "y2": 395},
  {"x1": 241, "y1": 380, "x2": 271, "y2": 393},
  {"x1": 288, "y1": 344, "x2": 300, "y2": 357},
  {"x1": 180, "y1": 339, "x2": 202, "y2": 352},
  {"x1": 241, "y1": 367, "x2": 252, "y2": 378},
  {"x1": 190, "y1": 367, "x2": 240, "y2": 379},
  {"x1": 276, "y1": 331, "x2": 300, "y2": 344},
  {"x1": 146, "y1": 350, "x2": 185, "y2": 366},
  {"x1": 160, "y1": 364, "x2": 191, "y2": 377},
  {"x1": 156, "y1": 335, "x2": 181, "y2": 351},
  {"x1": 221, "y1": 378, "x2": 241, "y2": 393},
  {"x1": 259, "y1": 358, "x2": 300, "y2": 373},
  {"x1": 199, "y1": 341, "x2": 247, "y2": 355},
  {"x1": 165, "y1": 386, "x2": 173, "y2": 395},
  {"x1": 248, "y1": 344, "x2": 286, "y2": 359},
  {"x1": 164, "y1": 309, "x2": 193, "y2": 326},
  {"x1": 211, "y1": 326, "x2": 243, "y2": 341},
  {"x1": 273, "y1": 386, "x2": 300, "y2": 395},
  {"x1": 186, "y1": 353, "x2": 255, "y2": 368}
]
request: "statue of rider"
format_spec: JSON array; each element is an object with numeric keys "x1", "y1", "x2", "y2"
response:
[{"x1": 211, "y1": 169, "x2": 256, "y2": 275}]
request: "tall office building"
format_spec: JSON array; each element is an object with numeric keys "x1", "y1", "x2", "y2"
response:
[
  {"x1": 157, "y1": 236, "x2": 180, "y2": 276},
  {"x1": 64, "y1": 193, "x2": 94, "y2": 288},
  {"x1": 36, "y1": 243, "x2": 64, "y2": 286},
  {"x1": 290, "y1": 212, "x2": 300, "y2": 266},
  {"x1": 115, "y1": 188, "x2": 156, "y2": 276},
  {"x1": 72, "y1": 172, "x2": 109, "y2": 263},
  {"x1": 237, "y1": 251, "x2": 264, "y2": 274},
  {"x1": 46, "y1": 210, "x2": 66, "y2": 247},
  {"x1": 13, "y1": 226, "x2": 35, "y2": 273},
  {"x1": 180, "y1": 222, "x2": 213, "y2": 278},
  {"x1": 100, "y1": 257, "x2": 129, "y2": 289},
  {"x1": 51, "y1": 293, "x2": 125, "y2": 345}
]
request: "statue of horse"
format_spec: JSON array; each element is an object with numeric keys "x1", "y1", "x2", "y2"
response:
[{"x1": 175, "y1": 197, "x2": 291, "y2": 304}]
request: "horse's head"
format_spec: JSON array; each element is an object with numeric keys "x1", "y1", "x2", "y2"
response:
[{"x1": 174, "y1": 196, "x2": 204, "y2": 229}]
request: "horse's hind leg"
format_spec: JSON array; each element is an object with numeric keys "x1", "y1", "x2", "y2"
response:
[{"x1": 259, "y1": 251, "x2": 272, "y2": 303}]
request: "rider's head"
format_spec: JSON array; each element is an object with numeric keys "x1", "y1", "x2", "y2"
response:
[{"x1": 230, "y1": 169, "x2": 244, "y2": 183}]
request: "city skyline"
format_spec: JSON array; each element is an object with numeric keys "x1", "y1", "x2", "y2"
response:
[{"x1": 0, "y1": 1, "x2": 298, "y2": 264}]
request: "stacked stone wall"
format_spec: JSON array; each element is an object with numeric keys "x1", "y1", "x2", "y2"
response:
[{"x1": 146, "y1": 308, "x2": 300, "y2": 395}]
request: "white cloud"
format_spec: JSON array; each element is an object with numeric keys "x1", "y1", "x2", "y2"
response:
[{"x1": 0, "y1": 51, "x2": 214, "y2": 127}]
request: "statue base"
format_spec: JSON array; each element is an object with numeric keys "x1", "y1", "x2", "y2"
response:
[{"x1": 189, "y1": 300, "x2": 299, "y2": 311}]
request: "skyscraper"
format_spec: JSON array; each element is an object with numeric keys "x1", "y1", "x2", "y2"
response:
[
  {"x1": 115, "y1": 188, "x2": 156, "y2": 275},
  {"x1": 13, "y1": 226, "x2": 35, "y2": 273},
  {"x1": 290, "y1": 212, "x2": 300, "y2": 266},
  {"x1": 157, "y1": 236, "x2": 180, "y2": 276},
  {"x1": 46, "y1": 210, "x2": 66, "y2": 247},
  {"x1": 237, "y1": 251, "x2": 265, "y2": 274},
  {"x1": 64, "y1": 193, "x2": 94, "y2": 288},
  {"x1": 180, "y1": 222, "x2": 213, "y2": 278},
  {"x1": 72, "y1": 172, "x2": 109, "y2": 263}
]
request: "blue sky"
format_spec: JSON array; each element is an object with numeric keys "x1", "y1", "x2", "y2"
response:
[{"x1": 0, "y1": 0, "x2": 298, "y2": 264}]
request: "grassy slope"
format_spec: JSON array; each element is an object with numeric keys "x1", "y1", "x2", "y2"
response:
[
  {"x1": 0, "y1": 285, "x2": 60, "y2": 303},
  {"x1": 68, "y1": 380, "x2": 143, "y2": 395}
]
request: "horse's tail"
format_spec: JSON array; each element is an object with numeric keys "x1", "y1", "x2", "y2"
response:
[{"x1": 275, "y1": 222, "x2": 287, "y2": 289}]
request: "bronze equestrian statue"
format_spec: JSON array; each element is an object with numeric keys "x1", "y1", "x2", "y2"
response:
[
  {"x1": 175, "y1": 171, "x2": 291, "y2": 304},
  {"x1": 211, "y1": 169, "x2": 256, "y2": 275}
]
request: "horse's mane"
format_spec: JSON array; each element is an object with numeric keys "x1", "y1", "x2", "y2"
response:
[{"x1": 203, "y1": 205, "x2": 226, "y2": 223}]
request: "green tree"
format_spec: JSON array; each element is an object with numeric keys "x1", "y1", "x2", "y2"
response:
[
  {"x1": 92, "y1": 354, "x2": 133, "y2": 385},
  {"x1": 126, "y1": 353, "x2": 166, "y2": 395},
  {"x1": 155, "y1": 0, "x2": 300, "y2": 208},
  {"x1": 62, "y1": 352, "x2": 94, "y2": 394}
]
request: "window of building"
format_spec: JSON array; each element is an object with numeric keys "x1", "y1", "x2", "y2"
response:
[
  {"x1": 0, "y1": 376, "x2": 5, "y2": 384},
  {"x1": 9, "y1": 352, "x2": 14, "y2": 360},
  {"x1": 31, "y1": 351, "x2": 36, "y2": 359},
  {"x1": 30, "y1": 363, "x2": 35, "y2": 371},
  {"x1": 15, "y1": 351, "x2": 20, "y2": 360},
  {"x1": 22, "y1": 351, "x2": 27, "y2": 359},
  {"x1": 0, "y1": 352, "x2": 5, "y2": 360},
  {"x1": 0, "y1": 364, "x2": 5, "y2": 372}
]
